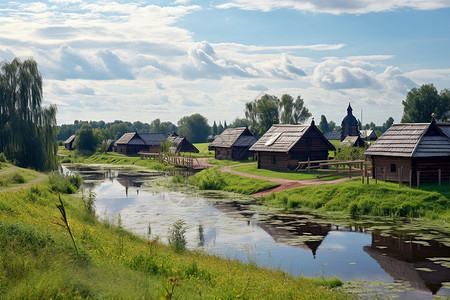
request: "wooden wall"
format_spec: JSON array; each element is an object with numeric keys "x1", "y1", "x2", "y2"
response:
[
  {"x1": 214, "y1": 146, "x2": 253, "y2": 160},
  {"x1": 371, "y1": 156, "x2": 412, "y2": 183}
]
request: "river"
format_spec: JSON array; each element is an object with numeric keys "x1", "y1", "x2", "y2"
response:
[{"x1": 64, "y1": 165, "x2": 450, "y2": 299}]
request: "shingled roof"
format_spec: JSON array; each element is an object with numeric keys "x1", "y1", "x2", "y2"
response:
[
  {"x1": 339, "y1": 135, "x2": 366, "y2": 147},
  {"x1": 65, "y1": 135, "x2": 75, "y2": 144},
  {"x1": 209, "y1": 127, "x2": 257, "y2": 149},
  {"x1": 115, "y1": 132, "x2": 166, "y2": 146},
  {"x1": 250, "y1": 124, "x2": 335, "y2": 153},
  {"x1": 364, "y1": 121, "x2": 450, "y2": 158},
  {"x1": 167, "y1": 133, "x2": 199, "y2": 153}
]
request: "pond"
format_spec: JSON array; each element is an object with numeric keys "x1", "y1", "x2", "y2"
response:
[{"x1": 65, "y1": 166, "x2": 450, "y2": 299}]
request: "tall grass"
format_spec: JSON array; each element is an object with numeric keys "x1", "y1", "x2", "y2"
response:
[{"x1": 48, "y1": 172, "x2": 83, "y2": 194}]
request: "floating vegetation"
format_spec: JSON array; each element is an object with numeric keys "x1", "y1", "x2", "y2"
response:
[{"x1": 414, "y1": 267, "x2": 435, "y2": 272}]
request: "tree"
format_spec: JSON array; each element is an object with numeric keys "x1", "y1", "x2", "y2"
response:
[
  {"x1": 73, "y1": 124, "x2": 99, "y2": 154},
  {"x1": 224, "y1": 120, "x2": 228, "y2": 129},
  {"x1": 279, "y1": 94, "x2": 311, "y2": 125},
  {"x1": 217, "y1": 122, "x2": 224, "y2": 135},
  {"x1": 0, "y1": 58, "x2": 58, "y2": 170},
  {"x1": 245, "y1": 94, "x2": 280, "y2": 136},
  {"x1": 328, "y1": 121, "x2": 336, "y2": 132},
  {"x1": 177, "y1": 114, "x2": 210, "y2": 143},
  {"x1": 318, "y1": 115, "x2": 330, "y2": 133},
  {"x1": 229, "y1": 118, "x2": 251, "y2": 128},
  {"x1": 150, "y1": 119, "x2": 177, "y2": 135},
  {"x1": 401, "y1": 84, "x2": 450, "y2": 123},
  {"x1": 212, "y1": 121, "x2": 218, "y2": 135},
  {"x1": 382, "y1": 117, "x2": 394, "y2": 132}
]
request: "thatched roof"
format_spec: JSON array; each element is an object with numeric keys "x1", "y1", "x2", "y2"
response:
[
  {"x1": 168, "y1": 135, "x2": 199, "y2": 153},
  {"x1": 65, "y1": 135, "x2": 75, "y2": 144},
  {"x1": 209, "y1": 127, "x2": 257, "y2": 149},
  {"x1": 364, "y1": 121, "x2": 450, "y2": 158},
  {"x1": 115, "y1": 132, "x2": 166, "y2": 146},
  {"x1": 250, "y1": 123, "x2": 335, "y2": 153},
  {"x1": 339, "y1": 135, "x2": 366, "y2": 147}
]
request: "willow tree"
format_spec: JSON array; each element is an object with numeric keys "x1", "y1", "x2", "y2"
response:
[{"x1": 0, "y1": 58, "x2": 58, "y2": 170}]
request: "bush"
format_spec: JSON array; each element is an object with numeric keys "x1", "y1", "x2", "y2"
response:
[
  {"x1": 49, "y1": 173, "x2": 83, "y2": 194},
  {"x1": 12, "y1": 172, "x2": 25, "y2": 184},
  {"x1": 335, "y1": 146, "x2": 365, "y2": 161},
  {"x1": 167, "y1": 220, "x2": 187, "y2": 253},
  {"x1": 189, "y1": 169, "x2": 225, "y2": 190},
  {"x1": 0, "y1": 153, "x2": 7, "y2": 163}
]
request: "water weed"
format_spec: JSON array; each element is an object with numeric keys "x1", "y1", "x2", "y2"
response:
[{"x1": 168, "y1": 220, "x2": 187, "y2": 253}]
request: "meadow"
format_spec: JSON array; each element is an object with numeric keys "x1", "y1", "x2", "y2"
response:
[{"x1": 0, "y1": 166, "x2": 349, "y2": 299}]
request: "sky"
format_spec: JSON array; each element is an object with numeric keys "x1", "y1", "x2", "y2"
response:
[{"x1": 1, "y1": 1, "x2": 449, "y2": 126}]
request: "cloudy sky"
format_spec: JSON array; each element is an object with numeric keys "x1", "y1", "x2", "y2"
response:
[{"x1": 1, "y1": 0, "x2": 449, "y2": 126}]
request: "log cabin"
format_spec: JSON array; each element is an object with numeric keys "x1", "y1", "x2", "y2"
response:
[
  {"x1": 167, "y1": 133, "x2": 199, "y2": 154},
  {"x1": 364, "y1": 118, "x2": 450, "y2": 184},
  {"x1": 64, "y1": 135, "x2": 75, "y2": 150},
  {"x1": 249, "y1": 120, "x2": 336, "y2": 171},
  {"x1": 114, "y1": 132, "x2": 166, "y2": 155},
  {"x1": 360, "y1": 129, "x2": 378, "y2": 141},
  {"x1": 339, "y1": 135, "x2": 366, "y2": 148},
  {"x1": 208, "y1": 127, "x2": 257, "y2": 160}
]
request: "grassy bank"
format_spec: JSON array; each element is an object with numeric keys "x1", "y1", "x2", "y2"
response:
[
  {"x1": 231, "y1": 163, "x2": 348, "y2": 181},
  {"x1": 261, "y1": 179, "x2": 450, "y2": 221},
  {"x1": 0, "y1": 169, "x2": 348, "y2": 299},
  {"x1": 208, "y1": 159, "x2": 255, "y2": 166},
  {"x1": 189, "y1": 168, "x2": 279, "y2": 195},
  {"x1": 59, "y1": 151, "x2": 169, "y2": 171}
]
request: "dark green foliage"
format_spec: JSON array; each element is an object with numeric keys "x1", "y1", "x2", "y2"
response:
[
  {"x1": 73, "y1": 123, "x2": 99, "y2": 154},
  {"x1": 178, "y1": 113, "x2": 211, "y2": 143},
  {"x1": 0, "y1": 153, "x2": 7, "y2": 163},
  {"x1": 335, "y1": 146, "x2": 365, "y2": 161},
  {"x1": 12, "y1": 172, "x2": 25, "y2": 184},
  {"x1": 189, "y1": 168, "x2": 226, "y2": 190},
  {"x1": 401, "y1": 83, "x2": 450, "y2": 122},
  {"x1": 319, "y1": 115, "x2": 330, "y2": 133},
  {"x1": 0, "y1": 58, "x2": 58, "y2": 171}
]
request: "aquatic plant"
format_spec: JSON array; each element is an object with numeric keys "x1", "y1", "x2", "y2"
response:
[{"x1": 167, "y1": 219, "x2": 187, "y2": 253}]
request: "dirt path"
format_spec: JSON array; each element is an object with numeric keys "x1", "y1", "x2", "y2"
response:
[
  {"x1": 193, "y1": 157, "x2": 216, "y2": 170},
  {"x1": 0, "y1": 167, "x2": 47, "y2": 193},
  {"x1": 219, "y1": 163, "x2": 352, "y2": 197}
]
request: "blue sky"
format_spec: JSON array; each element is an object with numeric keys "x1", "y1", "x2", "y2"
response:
[{"x1": 1, "y1": 1, "x2": 449, "y2": 126}]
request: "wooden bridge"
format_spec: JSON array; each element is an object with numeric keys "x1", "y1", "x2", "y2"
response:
[{"x1": 138, "y1": 152, "x2": 210, "y2": 171}]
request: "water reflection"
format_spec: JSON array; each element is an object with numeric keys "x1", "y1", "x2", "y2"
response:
[{"x1": 65, "y1": 165, "x2": 450, "y2": 298}]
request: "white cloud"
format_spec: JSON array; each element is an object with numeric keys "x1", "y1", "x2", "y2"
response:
[{"x1": 217, "y1": 0, "x2": 450, "y2": 14}]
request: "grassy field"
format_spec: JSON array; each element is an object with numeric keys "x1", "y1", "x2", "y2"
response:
[
  {"x1": 0, "y1": 167, "x2": 348, "y2": 299},
  {"x1": 189, "y1": 168, "x2": 279, "y2": 194},
  {"x1": 261, "y1": 179, "x2": 450, "y2": 221},
  {"x1": 188, "y1": 143, "x2": 214, "y2": 158},
  {"x1": 0, "y1": 165, "x2": 44, "y2": 189},
  {"x1": 231, "y1": 163, "x2": 347, "y2": 181},
  {"x1": 207, "y1": 159, "x2": 255, "y2": 166}
]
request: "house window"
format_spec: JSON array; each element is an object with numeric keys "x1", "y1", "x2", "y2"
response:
[
  {"x1": 272, "y1": 155, "x2": 277, "y2": 165},
  {"x1": 390, "y1": 163, "x2": 396, "y2": 173}
]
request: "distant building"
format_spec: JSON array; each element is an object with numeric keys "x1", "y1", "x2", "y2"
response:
[
  {"x1": 364, "y1": 118, "x2": 450, "y2": 184},
  {"x1": 360, "y1": 129, "x2": 378, "y2": 141},
  {"x1": 340, "y1": 104, "x2": 360, "y2": 141},
  {"x1": 250, "y1": 120, "x2": 335, "y2": 171},
  {"x1": 208, "y1": 127, "x2": 257, "y2": 160},
  {"x1": 64, "y1": 135, "x2": 75, "y2": 150},
  {"x1": 114, "y1": 132, "x2": 166, "y2": 155},
  {"x1": 339, "y1": 135, "x2": 366, "y2": 148},
  {"x1": 323, "y1": 131, "x2": 341, "y2": 141},
  {"x1": 167, "y1": 133, "x2": 199, "y2": 154}
]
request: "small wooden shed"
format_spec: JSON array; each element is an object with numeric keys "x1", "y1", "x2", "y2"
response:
[
  {"x1": 115, "y1": 132, "x2": 167, "y2": 155},
  {"x1": 249, "y1": 120, "x2": 336, "y2": 171},
  {"x1": 167, "y1": 133, "x2": 199, "y2": 154},
  {"x1": 360, "y1": 129, "x2": 378, "y2": 141},
  {"x1": 208, "y1": 127, "x2": 258, "y2": 160},
  {"x1": 64, "y1": 135, "x2": 75, "y2": 150},
  {"x1": 339, "y1": 135, "x2": 366, "y2": 148},
  {"x1": 364, "y1": 119, "x2": 450, "y2": 184}
]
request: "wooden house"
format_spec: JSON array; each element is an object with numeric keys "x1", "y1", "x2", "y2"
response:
[
  {"x1": 167, "y1": 133, "x2": 199, "y2": 154},
  {"x1": 64, "y1": 135, "x2": 75, "y2": 150},
  {"x1": 339, "y1": 135, "x2": 366, "y2": 148},
  {"x1": 208, "y1": 127, "x2": 257, "y2": 160},
  {"x1": 114, "y1": 132, "x2": 166, "y2": 155},
  {"x1": 249, "y1": 120, "x2": 336, "y2": 171},
  {"x1": 323, "y1": 131, "x2": 340, "y2": 141},
  {"x1": 340, "y1": 103, "x2": 360, "y2": 141},
  {"x1": 364, "y1": 119, "x2": 450, "y2": 184},
  {"x1": 360, "y1": 129, "x2": 378, "y2": 141}
]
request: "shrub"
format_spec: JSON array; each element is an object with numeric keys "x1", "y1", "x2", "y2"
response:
[
  {"x1": 335, "y1": 146, "x2": 365, "y2": 161},
  {"x1": 0, "y1": 153, "x2": 7, "y2": 163},
  {"x1": 49, "y1": 172, "x2": 83, "y2": 194},
  {"x1": 167, "y1": 220, "x2": 187, "y2": 253},
  {"x1": 12, "y1": 172, "x2": 25, "y2": 184},
  {"x1": 189, "y1": 169, "x2": 226, "y2": 190}
]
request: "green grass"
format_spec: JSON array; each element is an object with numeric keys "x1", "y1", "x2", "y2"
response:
[
  {"x1": 190, "y1": 168, "x2": 279, "y2": 194},
  {"x1": 0, "y1": 167, "x2": 42, "y2": 189},
  {"x1": 232, "y1": 163, "x2": 344, "y2": 180},
  {"x1": 207, "y1": 159, "x2": 255, "y2": 166},
  {"x1": 0, "y1": 173, "x2": 349, "y2": 299},
  {"x1": 59, "y1": 152, "x2": 170, "y2": 171},
  {"x1": 188, "y1": 143, "x2": 214, "y2": 158},
  {"x1": 261, "y1": 179, "x2": 450, "y2": 221}
]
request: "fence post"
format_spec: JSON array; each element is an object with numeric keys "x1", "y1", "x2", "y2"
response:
[
  {"x1": 409, "y1": 169, "x2": 412, "y2": 188},
  {"x1": 438, "y1": 169, "x2": 441, "y2": 186},
  {"x1": 398, "y1": 166, "x2": 402, "y2": 188},
  {"x1": 307, "y1": 157, "x2": 310, "y2": 173},
  {"x1": 383, "y1": 167, "x2": 386, "y2": 182},
  {"x1": 362, "y1": 165, "x2": 365, "y2": 184},
  {"x1": 366, "y1": 167, "x2": 369, "y2": 184},
  {"x1": 349, "y1": 164, "x2": 352, "y2": 179},
  {"x1": 417, "y1": 171, "x2": 420, "y2": 188}
]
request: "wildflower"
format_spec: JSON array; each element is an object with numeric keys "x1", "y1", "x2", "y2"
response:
[{"x1": 236, "y1": 295, "x2": 241, "y2": 298}]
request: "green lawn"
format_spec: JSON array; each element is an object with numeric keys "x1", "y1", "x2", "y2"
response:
[
  {"x1": 262, "y1": 179, "x2": 450, "y2": 221},
  {"x1": 0, "y1": 166, "x2": 43, "y2": 189},
  {"x1": 207, "y1": 159, "x2": 255, "y2": 166},
  {"x1": 0, "y1": 171, "x2": 348, "y2": 299},
  {"x1": 189, "y1": 143, "x2": 214, "y2": 158},
  {"x1": 231, "y1": 163, "x2": 343, "y2": 180}
]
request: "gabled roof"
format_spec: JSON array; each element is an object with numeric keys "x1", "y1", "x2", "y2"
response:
[
  {"x1": 339, "y1": 135, "x2": 365, "y2": 147},
  {"x1": 364, "y1": 121, "x2": 450, "y2": 157},
  {"x1": 168, "y1": 136, "x2": 199, "y2": 153},
  {"x1": 250, "y1": 123, "x2": 335, "y2": 153},
  {"x1": 115, "y1": 132, "x2": 166, "y2": 146},
  {"x1": 209, "y1": 127, "x2": 257, "y2": 149},
  {"x1": 360, "y1": 129, "x2": 377, "y2": 139},
  {"x1": 323, "y1": 131, "x2": 340, "y2": 141},
  {"x1": 65, "y1": 135, "x2": 75, "y2": 144}
]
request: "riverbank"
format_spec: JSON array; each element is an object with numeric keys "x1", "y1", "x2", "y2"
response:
[{"x1": 0, "y1": 166, "x2": 349, "y2": 299}]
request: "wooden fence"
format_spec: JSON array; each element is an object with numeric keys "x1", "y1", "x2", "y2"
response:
[{"x1": 139, "y1": 152, "x2": 195, "y2": 169}]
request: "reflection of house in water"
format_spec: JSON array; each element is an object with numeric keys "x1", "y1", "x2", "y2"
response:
[
  {"x1": 258, "y1": 214, "x2": 331, "y2": 258},
  {"x1": 364, "y1": 232, "x2": 450, "y2": 295}
]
